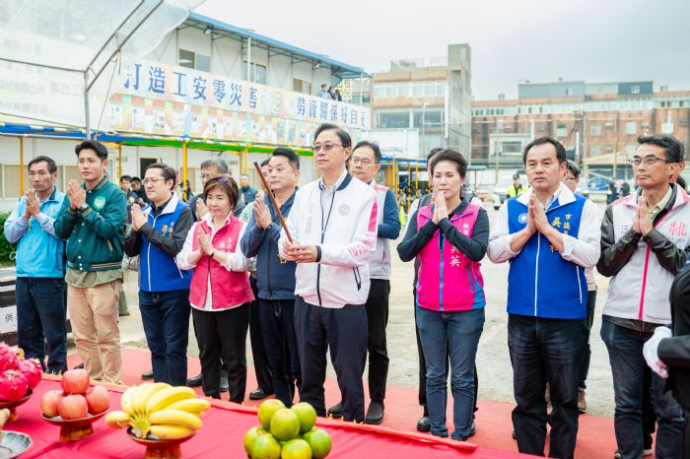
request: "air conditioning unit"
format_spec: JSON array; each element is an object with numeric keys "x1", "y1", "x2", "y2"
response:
[{"x1": 605, "y1": 122, "x2": 614, "y2": 128}]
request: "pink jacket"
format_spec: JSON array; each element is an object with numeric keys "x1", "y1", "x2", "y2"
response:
[
  {"x1": 415, "y1": 204, "x2": 486, "y2": 312},
  {"x1": 188, "y1": 216, "x2": 254, "y2": 311}
]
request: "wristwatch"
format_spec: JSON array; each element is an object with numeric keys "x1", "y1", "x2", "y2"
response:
[{"x1": 80, "y1": 203, "x2": 89, "y2": 210}]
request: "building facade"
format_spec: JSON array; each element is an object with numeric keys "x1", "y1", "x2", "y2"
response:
[{"x1": 471, "y1": 79, "x2": 690, "y2": 182}]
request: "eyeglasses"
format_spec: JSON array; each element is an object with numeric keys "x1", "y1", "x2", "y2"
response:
[
  {"x1": 142, "y1": 178, "x2": 165, "y2": 186},
  {"x1": 351, "y1": 157, "x2": 374, "y2": 165},
  {"x1": 564, "y1": 176, "x2": 578, "y2": 182},
  {"x1": 312, "y1": 143, "x2": 343, "y2": 153},
  {"x1": 629, "y1": 156, "x2": 670, "y2": 167}
]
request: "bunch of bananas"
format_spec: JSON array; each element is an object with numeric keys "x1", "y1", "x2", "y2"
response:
[{"x1": 105, "y1": 383, "x2": 211, "y2": 440}]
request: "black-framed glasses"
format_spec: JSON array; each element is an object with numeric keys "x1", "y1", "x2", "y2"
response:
[
  {"x1": 312, "y1": 143, "x2": 343, "y2": 153},
  {"x1": 629, "y1": 156, "x2": 670, "y2": 167}
]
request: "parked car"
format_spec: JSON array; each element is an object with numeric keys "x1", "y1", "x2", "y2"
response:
[{"x1": 492, "y1": 174, "x2": 527, "y2": 210}]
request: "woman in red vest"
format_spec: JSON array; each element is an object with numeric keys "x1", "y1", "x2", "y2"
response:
[{"x1": 176, "y1": 176, "x2": 254, "y2": 402}]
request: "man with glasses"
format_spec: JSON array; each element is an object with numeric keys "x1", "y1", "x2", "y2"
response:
[
  {"x1": 280, "y1": 123, "x2": 378, "y2": 423},
  {"x1": 598, "y1": 134, "x2": 689, "y2": 458},
  {"x1": 327, "y1": 141, "x2": 400, "y2": 424}
]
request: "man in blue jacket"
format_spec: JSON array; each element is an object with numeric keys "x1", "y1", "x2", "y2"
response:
[
  {"x1": 4, "y1": 156, "x2": 67, "y2": 373},
  {"x1": 241, "y1": 148, "x2": 300, "y2": 406},
  {"x1": 488, "y1": 137, "x2": 601, "y2": 459}
]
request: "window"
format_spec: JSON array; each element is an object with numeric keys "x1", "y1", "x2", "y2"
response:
[
  {"x1": 242, "y1": 62, "x2": 266, "y2": 84},
  {"x1": 590, "y1": 145, "x2": 601, "y2": 157},
  {"x1": 502, "y1": 141, "x2": 523, "y2": 154},
  {"x1": 625, "y1": 121, "x2": 637, "y2": 135},
  {"x1": 293, "y1": 79, "x2": 312, "y2": 95},
  {"x1": 413, "y1": 109, "x2": 442, "y2": 128},
  {"x1": 631, "y1": 85, "x2": 640, "y2": 94},
  {"x1": 591, "y1": 123, "x2": 601, "y2": 136},
  {"x1": 179, "y1": 49, "x2": 210, "y2": 72},
  {"x1": 556, "y1": 125, "x2": 567, "y2": 137},
  {"x1": 376, "y1": 110, "x2": 410, "y2": 129}
]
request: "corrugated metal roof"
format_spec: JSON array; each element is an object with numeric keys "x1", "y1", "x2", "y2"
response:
[{"x1": 187, "y1": 12, "x2": 368, "y2": 79}]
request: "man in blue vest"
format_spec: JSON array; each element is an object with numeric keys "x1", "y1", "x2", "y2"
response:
[
  {"x1": 4, "y1": 156, "x2": 67, "y2": 374},
  {"x1": 488, "y1": 137, "x2": 601, "y2": 459}
]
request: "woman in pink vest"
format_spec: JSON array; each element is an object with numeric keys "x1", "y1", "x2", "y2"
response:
[
  {"x1": 176, "y1": 176, "x2": 253, "y2": 402},
  {"x1": 397, "y1": 149, "x2": 490, "y2": 441}
]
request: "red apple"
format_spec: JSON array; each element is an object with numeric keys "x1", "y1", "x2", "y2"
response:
[
  {"x1": 58, "y1": 394, "x2": 88, "y2": 420},
  {"x1": 41, "y1": 389, "x2": 65, "y2": 418},
  {"x1": 85, "y1": 385, "x2": 110, "y2": 415},
  {"x1": 61, "y1": 369, "x2": 90, "y2": 395}
]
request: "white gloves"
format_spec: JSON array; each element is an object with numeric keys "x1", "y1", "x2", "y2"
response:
[{"x1": 643, "y1": 326, "x2": 672, "y2": 378}]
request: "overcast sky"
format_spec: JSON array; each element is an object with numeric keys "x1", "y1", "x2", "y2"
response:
[{"x1": 195, "y1": 0, "x2": 690, "y2": 100}]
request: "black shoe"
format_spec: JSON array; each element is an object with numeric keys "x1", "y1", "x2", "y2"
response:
[
  {"x1": 327, "y1": 402, "x2": 343, "y2": 418},
  {"x1": 416, "y1": 414, "x2": 431, "y2": 432},
  {"x1": 74, "y1": 363, "x2": 85, "y2": 370},
  {"x1": 469, "y1": 422, "x2": 476, "y2": 438},
  {"x1": 220, "y1": 374, "x2": 229, "y2": 393},
  {"x1": 186, "y1": 373, "x2": 203, "y2": 387},
  {"x1": 141, "y1": 370, "x2": 154, "y2": 380},
  {"x1": 249, "y1": 388, "x2": 273, "y2": 400},
  {"x1": 365, "y1": 402, "x2": 384, "y2": 425}
]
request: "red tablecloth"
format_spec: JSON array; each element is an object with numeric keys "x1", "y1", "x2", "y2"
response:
[{"x1": 5, "y1": 378, "x2": 530, "y2": 458}]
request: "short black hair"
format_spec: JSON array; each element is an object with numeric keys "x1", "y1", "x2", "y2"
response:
[
  {"x1": 512, "y1": 173, "x2": 520, "y2": 180},
  {"x1": 313, "y1": 123, "x2": 352, "y2": 149},
  {"x1": 28, "y1": 156, "x2": 57, "y2": 174},
  {"x1": 260, "y1": 158, "x2": 270, "y2": 168},
  {"x1": 637, "y1": 134, "x2": 685, "y2": 163},
  {"x1": 75, "y1": 140, "x2": 108, "y2": 161},
  {"x1": 427, "y1": 147, "x2": 444, "y2": 161},
  {"x1": 523, "y1": 137, "x2": 567, "y2": 165},
  {"x1": 429, "y1": 149, "x2": 468, "y2": 179},
  {"x1": 120, "y1": 175, "x2": 132, "y2": 182},
  {"x1": 566, "y1": 160, "x2": 581, "y2": 179},
  {"x1": 131, "y1": 176, "x2": 142, "y2": 184},
  {"x1": 144, "y1": 163, "x2": 177, "y2": 191},
  {"x1": 272, "y1": 147, "x2": 300, "y2": 170},
  {"x1": 353, "y1": 141, "x2": 382, "y2": 163}
]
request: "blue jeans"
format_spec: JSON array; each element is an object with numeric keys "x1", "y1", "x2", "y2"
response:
[
  {"x1": 508, "y1": 314, "x2": 582, "y2": 459},
  {"x1": 139, "y1": 290, "x2": 190, "y2": 386},
  {"x1": 15, "y1": 277, "x2": 67, "y2": 374},
  {"x1": 416, "y1": 306, "x2": 484, "y2": 440},
  {"x1": 601, "y1": 320, "x2": 683, "y2": 459}
]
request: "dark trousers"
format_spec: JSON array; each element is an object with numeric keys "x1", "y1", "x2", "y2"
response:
[
  {"x1": 294, "y1": 297, "x2": 368, "y2": 422},
  {"x1": 259, "y1": 298, "x2": 300, "y2": 406},
  {"x1": 508, "y1": 314, "x2": 583, "y2": 459},
  {"x1": 192, "y1": 304, "x2": 249, "y2": 403},
  {"x1": 16, "y1": 277, "x2": 67, "y2": 374},
  {"x1": 249, "y1": 276, "x2": 273, "y2": 392},
  {"x1": 684, "y1": 408, "x2": 690, "y2": 457},
  {"x1": 601, "y1": 320, "x2": 683, "y2": 459},
  {"x1": 578, "y1": 290, "x2": 597, "y2": 389},
  {"x1": 415, "y1": 292, "x2": 479, "y2": 414},
  {"x1": 366, "y1": 279, "x2": 390, "y2": 403},
  {"x1": 139, "y1": 290, "x2": 190, "y2": 386}
]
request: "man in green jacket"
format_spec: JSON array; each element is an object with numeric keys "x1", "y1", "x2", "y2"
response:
[{"x1": 55, "y1": 140, "x2": 126, "y2": 383}]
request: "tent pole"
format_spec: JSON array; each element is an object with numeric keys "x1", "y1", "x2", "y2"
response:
[
  {"x1": 84, "y1": 71, "x2": 91, "y2": 139},
  {"x1": 182, "y1": 141, "x2": 189, "y2": 201},
  {"x1": 118, "y1": 144, "x2": 123, "y2": 179},
  {"x1": 19, "y1": 136, "x2": 25, "y2": 195}
]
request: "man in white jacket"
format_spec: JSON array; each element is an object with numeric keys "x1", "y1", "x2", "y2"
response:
[
  {"x1": 279, "y1": 123, "x2": 378, "y2": 423},
  {"x1": 598, "y1": 134, "x2": 689, "y2": 459}
]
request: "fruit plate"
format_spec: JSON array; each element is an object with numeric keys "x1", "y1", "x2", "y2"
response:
[
  {"x1": 127, "y1": 428, "x2": 195, "y2": 459},
  {"x1": 0, "y1": 391, "x2": 33, "y2": 422},
  {"x1": 42, "y1": 410, "x2": 108, "y2": 442}
]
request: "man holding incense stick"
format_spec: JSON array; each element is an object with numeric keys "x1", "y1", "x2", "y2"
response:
[{"x1": 241, "y1": 148, "x2": 301, "y2": 407}]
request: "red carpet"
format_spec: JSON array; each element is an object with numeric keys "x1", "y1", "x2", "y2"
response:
[{"x1": 68, "y1": 349, "x2": 619, "y2": 458}]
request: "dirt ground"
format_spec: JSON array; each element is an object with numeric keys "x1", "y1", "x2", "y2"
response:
[{"x1": 112, "y1": 206, "x2": 616, "y2": 418}]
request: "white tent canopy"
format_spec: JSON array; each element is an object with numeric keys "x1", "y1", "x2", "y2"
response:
[{"x1": 0, "y1": 0, "x2": 204, "y2": 134}]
